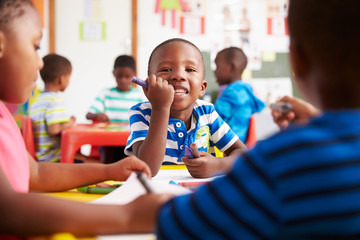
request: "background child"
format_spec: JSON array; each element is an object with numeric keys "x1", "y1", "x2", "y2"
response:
[
  {"x1": 214, "y1": 47, "x2": 265, "y2": 143},
  {"x1": 126, "y1": 0, "x2": 360, "y2": 238},
  {"x1": 0, "y1": 0, "x2": 166, "y2": 237},
  {"x1": 125, "y1": 38, "x2": 247, "y2": 177},
  {"x1": 29, "y1": 54, "x2": 83, "y2": 163},
  {"x1": 86, "y1": 55, "x2": 145, "y2": 163},
  {"x1": 86, "y1": 55, "x2": 145, "y2": 123}
]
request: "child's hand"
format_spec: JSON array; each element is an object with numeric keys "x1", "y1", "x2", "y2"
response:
[
  {"x1": 105, "y1": 156, "x2": 152, "y2": 181},
  {"x1": 271, "y1": 96, "x2": 320, "y2": 130},
  {"x1": 144, "y1": 74, "x2": 174, "y2": 110},
  {"x1": 69, "y1": 116, "x2": 76, "y2": 126},
  {"x1": 124, "y1": 193, "x2": 175, "y2": 232},
  {"x1": 182, "y1": 151, "x2": 220, "y2": 178},
  {"x1": 96, "y1": 113, "x2": 110, "y2": 123}
]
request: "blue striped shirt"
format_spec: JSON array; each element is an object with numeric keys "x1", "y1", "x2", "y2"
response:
[
  {"x1": 125, "y1": 99, "x2": 239, "y2": 164},
  {"x1": 157, "y1": 111, "x2": 360, "y2": 239}
]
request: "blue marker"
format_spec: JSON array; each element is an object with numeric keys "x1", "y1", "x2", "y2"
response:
[
  {"x1": 169, "y1": 180, "x2": 178, "y2": 185},
  {"x1": 132, "y1": 76, "x2": 148, "y2": 89}
]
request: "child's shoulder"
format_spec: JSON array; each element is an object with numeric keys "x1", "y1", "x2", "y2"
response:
[{"x1": 193, "y1": 99, "x2": 216, "y2": 114}]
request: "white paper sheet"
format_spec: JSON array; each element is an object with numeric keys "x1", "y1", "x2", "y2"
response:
[{"x1": 93, "y1": 172, "x2": 191, "y2": 239}]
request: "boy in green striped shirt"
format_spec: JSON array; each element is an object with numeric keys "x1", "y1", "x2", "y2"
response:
[
  {"x1": 86, "y1": 55, "x2": 146, "y2": 163},
  {"x1": 86, "y1": 55, "x2": 145, "y2": 123}
]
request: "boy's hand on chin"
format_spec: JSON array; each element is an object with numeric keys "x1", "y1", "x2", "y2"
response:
[{"x1": 145, "y1": 74, "x2": 174, "y2": 110}]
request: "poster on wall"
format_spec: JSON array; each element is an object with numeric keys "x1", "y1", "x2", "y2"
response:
[
  {"x1": 154, "y1": 0, "x2": 207, "y2": 35},
  {"x1": 208, "y1": 0, "x2": 289, "y2": 71}
]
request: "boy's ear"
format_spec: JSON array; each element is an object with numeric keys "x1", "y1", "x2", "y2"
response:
[
  {"x1": 289, "y1": 40, "x2": 309, "y2": 80},
  {"x1": 0, "y1": 32, "x2": 5, "y2": 58},
  {"x1": 199, "y1": 81, "x2": 208, "y2": 97}
]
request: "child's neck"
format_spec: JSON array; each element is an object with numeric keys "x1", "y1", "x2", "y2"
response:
[
  {"x1": 170, "y1": 107, "x2": 193, "y2": 131},
  {"x1": 44, "y1": 85, "x2": 61, "y2": 93}
]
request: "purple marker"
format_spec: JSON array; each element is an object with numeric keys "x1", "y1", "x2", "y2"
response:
[
  {"x1": 132, "y1": 76, "x2": 148, "y2": 89},
  {"x1": 185, "y1": 146, "x2": 194, "y2": 159},
  {"x1": 185, "y1": 145, "x2": 200, "y2": 159}
]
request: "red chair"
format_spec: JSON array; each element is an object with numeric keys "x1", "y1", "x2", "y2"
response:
[
  {"x1": 14, "y1": 115, "x2": 36, "y2": 159},
  {"x1": 245, "y1": 116, "x2": 257, "y2": 149}
]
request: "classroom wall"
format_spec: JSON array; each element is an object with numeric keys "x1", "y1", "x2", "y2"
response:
[{"x1": 43, "y1": 0, "x2": 291, "y2": 124}]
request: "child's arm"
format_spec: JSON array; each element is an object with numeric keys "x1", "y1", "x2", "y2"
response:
[
  {"x1": 86, "y1": 112, "x2": 110, "y2": 123},
  {"x1": 131, "y1": 75, "x2": 174, "y2": 176},
  {"x1": 28, "y1": 154, "x2": 151, "y2": 192},
  {"x1": 182, "y1": 140, "x2": 247, "y2": 178},
  {"x1": 0, "y1": 163, "x2": 171, "y2": 236},
  {"x1": 47, "y1": 116, "x2": 76, "y2": 135}
]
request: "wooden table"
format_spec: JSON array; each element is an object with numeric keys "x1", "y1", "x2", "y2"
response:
[{"x1": 60, "y1": 123, "x2": 130, "y2": 163}]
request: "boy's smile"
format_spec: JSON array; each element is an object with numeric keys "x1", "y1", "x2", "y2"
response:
[{"x1": 149, "y1": 41, "x2": 207, "y2": 116}]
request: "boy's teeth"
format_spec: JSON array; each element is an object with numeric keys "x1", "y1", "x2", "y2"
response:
[{"x1": 175, "y1": 89, "x2": 187, "y2": 93}]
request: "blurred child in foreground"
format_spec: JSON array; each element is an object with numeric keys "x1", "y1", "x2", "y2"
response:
[{"x1": 0, "y1": 1, "x2": 169, "y2": 238}]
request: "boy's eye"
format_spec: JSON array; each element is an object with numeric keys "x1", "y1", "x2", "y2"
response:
[
  {"x1": 160, "y1": 68, "x2": 171, "y2": 72},
  {"x1": 34, "y1": 45, "x2": 41, "y2": 51},
  {"x1": 186, "y1": 68, "x2": 196, "y2": 72}
]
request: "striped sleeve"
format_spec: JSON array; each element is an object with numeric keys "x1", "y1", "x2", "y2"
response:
[
  {"x1": 208, "y1": 106, "x2": 239, "y2": 152},
  {"x1": 45, "y1": 95, "x2": 70, "y2": 124},
  {"x1": 156, "y1": 152, "x2": 279, "y2": 239},
  {"x1": 124, "y1": 102, "x2": 151, "y2": 155}
]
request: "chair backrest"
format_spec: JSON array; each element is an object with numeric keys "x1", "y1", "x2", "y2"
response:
[
  {"x1": 245, "y1": 116, "x2": 257, "y2": 149},
  {"x1": 14, "y1": 115, "x2": 36, "y2": 160}
]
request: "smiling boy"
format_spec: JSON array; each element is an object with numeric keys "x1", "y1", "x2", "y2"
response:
[{"x1": 125, "y1": 38, "x2": 247, "y2": 177}]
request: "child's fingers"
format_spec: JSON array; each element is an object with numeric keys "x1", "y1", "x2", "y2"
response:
[
  {"x1": 190, "y1": 143, "x2": 200, "y2": 158},
  {"x1": 182, "y1": 157, "x2": 202, "y2": 167}
]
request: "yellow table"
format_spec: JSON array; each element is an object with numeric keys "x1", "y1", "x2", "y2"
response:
[{"x1": 33, "y1": 165, "x2": 188, "y2": 240}]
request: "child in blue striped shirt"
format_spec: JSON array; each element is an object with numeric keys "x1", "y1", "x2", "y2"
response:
[
  {"x1": 126, "y1": 1, "x2": 360, "y2": 238},
  {"x1": 125, "y1": 38, "x2": 247, "y2": 177}
]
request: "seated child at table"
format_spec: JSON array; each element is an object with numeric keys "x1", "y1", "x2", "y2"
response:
[
  {"x1": 125, "y1": 38, "x2": 247, "y2": 177},
  {"x1": 29, "y1": 54, "x2": 90, "y2": 163},
  {"x1": 86, "y1": 55, "x2": 146, "y2": 163},
  {"x1": 0, "y1": 0, "x2": 166, "y2": 237},
  {"x1": 214, "y1": 47, "x2": 265, "y2": 143},
  {"x1": 126, "y1": 0, "x2": 360, "y2": 238}
]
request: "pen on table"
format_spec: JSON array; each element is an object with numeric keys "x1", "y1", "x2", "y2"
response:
[
  {"x1": 137, "y1": 172, "x2": 155, "y2": 193},
  {"x1": 132, "y1": 76, "x2": 148, "y2": 89},
  {"x1": 269, "y1": 102, "x2": 292, "y2": 113}
]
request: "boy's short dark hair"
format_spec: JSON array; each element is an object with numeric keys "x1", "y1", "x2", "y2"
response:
[
  {"x1": 288, "y1": 0, "x2": 360, "y2": 78},
  {"x1": 114, "y1": 55, "x2": 136, "y2": 72},
  {"x1": 40, "y1": 54, "x2": 72, "y2": 83},
  {"x1": 147, "y1": 38, "x2": 205, "y2": 76},
  {"x1": 219, "y1": 47, "x2": 247, "y2": 73},
  {"x1": 0, "y1": 0, "x2": 33, "y2": 27}
]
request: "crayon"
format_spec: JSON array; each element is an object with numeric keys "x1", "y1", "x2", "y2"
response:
[
  {"x1": 77, "y1": 186, "x2": 116, "y2": 194},
  {"x1": 269, "y1": 102, "x2": 292, "y2": 113},
  {"x1": 185, "y1": 145, "x2": 200, "y2": 159},
  {"x1": 132, "y1": 76, "x2": 148, "y2": 89}
]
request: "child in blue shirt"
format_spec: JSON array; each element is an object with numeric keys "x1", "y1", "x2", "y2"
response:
[
  {"x1": 125, "y1": 38, "x2": 247, "y2": 177},
  {"x1": 125, "y1": 0, "x2": 360, "y2": 238},
  {"x1": 214, "y1": 47, "x2": 265, "y2": 143}
]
